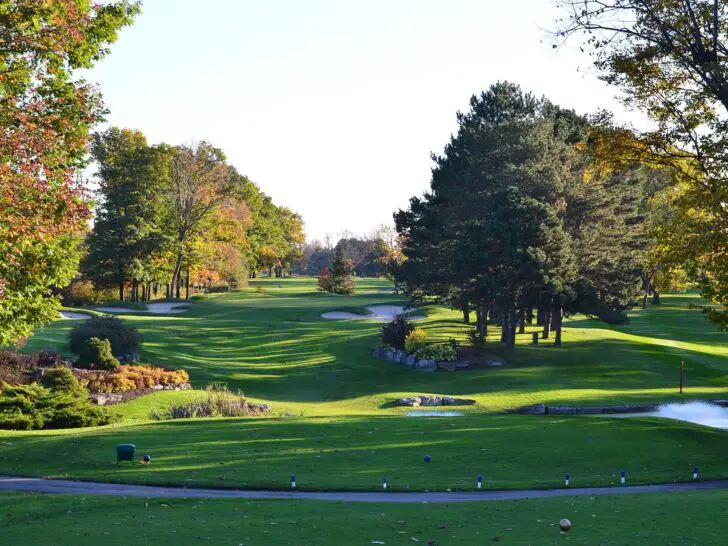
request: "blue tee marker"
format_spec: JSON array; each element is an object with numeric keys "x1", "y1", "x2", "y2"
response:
[
  {"x1": 291, "y1": 474, "x2": 296, "y2": 489},
  {"x1": 424, "y1": 454, "x2": 431, "y2": 463}
]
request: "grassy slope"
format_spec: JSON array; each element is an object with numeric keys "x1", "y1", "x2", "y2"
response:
[
  {"x1": 3, "y1": 490, "x2": 728, "y2": 545},
  {"x1": 5, "y1": 276, "x2": 727, "y2": 491},
  {"x1": 26, "y1": 277, "x2": 728, "y2": 414},
  {"x1": 1, "y1": 414, "x2": 726, "y2": 491}
]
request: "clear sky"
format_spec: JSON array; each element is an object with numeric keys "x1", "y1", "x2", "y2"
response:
[{"x1": 84, "y1": 0, "x2": 638, "y2": 242}]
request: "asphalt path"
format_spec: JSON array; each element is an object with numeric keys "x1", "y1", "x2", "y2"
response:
[{"x1": 2, "y1": 475, "x2": 728, "y2": 503}]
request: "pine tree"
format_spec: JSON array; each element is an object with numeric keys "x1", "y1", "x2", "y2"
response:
[{"x1": 331, "y1": 244, "x2": 355, "y2": 295}]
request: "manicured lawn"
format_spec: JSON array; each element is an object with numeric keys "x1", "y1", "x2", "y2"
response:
[
  {"x1": 24, "y1": 277, "x2": 728, "y2": 415},
  {"x1": 1, "y1": 414, "x2": 727, "y2": 491},
  {"x1": 6, "y1": 276, "x2": 727, "y2": 493},
  {"x1": 3, "y1": 489, "x2": 728, "y2": 545}
]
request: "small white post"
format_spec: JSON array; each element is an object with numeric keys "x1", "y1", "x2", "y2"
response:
[
  {"x1": 383, "y1": 477, "x2": 388, "y2": 490},
  {"x1": 693, "y1": 467, "x2": 699, "y2": 480},
  {"x1": 477, "y1": 475, "x2": 483, "y2": 489},
  {"x1": 291, "y1": 474, "x2": 296, "y2": 489},
  {"x1": 565, "y1": 472, "x2": 570, "y2": 487},
  {"x1": 620, "y1": 469, "x2": 625, "y2": 485}
]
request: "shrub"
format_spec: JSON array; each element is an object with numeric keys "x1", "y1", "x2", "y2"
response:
[
  {"x1": 0, "y1": 350, "x2": 64, "y2": 385},
  {"x1": 318, "y1": 267, "x2": 334, "y2": 292},
  {"x1": 0, "y1": 381, "x2": 116, "y2": 430},
  {"x1": 40, "y1": 368, "x2": 84, "y2": 393},
  {"x1": 206, "y1": 284, "x2": 232, "y2": 293},
  {"x1": 415, "y1": 343, "x2": 458, "y2": 362},
  {"x1": 404, "y1": 328, "x2": 428, "y2": 353},
  {"x1": 69, "y1": 315, "x2": 142, "y2": 355},
  {"x1": 154, "y1": 384, "x2": 269, "y2": 420},
  {"x1": 75, "y1": 365, "x2": 189, "y2": 394},
  {"x1": 77, "y1": 337, "x2": 120, "y2": 370},
  {"x1": 60, "y1": 279, "x2": 116, "y2": 307},
  {"x1": 381, "y1": 316, "x2": 416, "y2": 349}
]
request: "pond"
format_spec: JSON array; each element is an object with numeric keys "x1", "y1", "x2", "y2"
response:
[{"x1": 604, "y1": 402, "x2": 728, "y2": 429}]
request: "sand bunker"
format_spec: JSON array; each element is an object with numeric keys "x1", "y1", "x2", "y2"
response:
[
  {"x1": 322, "y1": 305, "x2": 421, "y2": 321},
  {"x1": 96, "y1": 302, "x2": 190, "y2": 315},
  {"x1": 59, "y1": 311, "x2": 92, "y2": 320}
]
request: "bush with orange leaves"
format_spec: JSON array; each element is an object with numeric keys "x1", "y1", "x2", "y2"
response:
[{"x1": 74, "y1": 365, "x2": 189, "y2": 394}]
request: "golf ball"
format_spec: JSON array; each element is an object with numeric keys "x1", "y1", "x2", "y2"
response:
[{"x1": 559, "y1": 518, "x2": 572, "y2": 532}]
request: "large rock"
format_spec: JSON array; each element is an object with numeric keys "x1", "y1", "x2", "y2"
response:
[
  {"x1": 419, "y1": 395, "x2": 443, "y2": 406},
  {"x1": 516, "y1": 404, "x2": 546, "y2": 415},
  {"x1": 382, "y1": 347, "x2": 397, "y2": 362},
  {"x1": 403, "y1": 354, "x2": 417, "y2": 368},
  {"x1": 398, "y1": 397, "x2": 422, "y2": 407},
  {"x1": 415, "y1": 359, "x2": 436, "y2": 372},
  {"x1": 437, "y1": 362, "x2": 457, "y2": 372},
  {"x1": 442, "y1": 397, "x2": 476, "y2": 406},
  {"x1": 394, "y1": 350, "x2": 408, "y2": 363},
  {"x1": 547, "y1": 406, "x2": 576, "y2": 415},
  {"x1": 576, "y1": 406, "x2": 603, "y2": 415},
  {"x1": 369, "y1": 347, "x2": 385, "y2": 359}
]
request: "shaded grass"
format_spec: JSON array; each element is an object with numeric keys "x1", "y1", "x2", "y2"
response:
[
  {"x1": 7, "y1": 277, "x2": 728, "y2": 493},
  {"x1": 1, "y1": 414, "x2": 727, "y2": 491},
  {"x1": 24, "y1": 280, "x2": 728, "y2": 413},
  {"x1": 3, "y1": 489, "x2": 728, "y2": 545}
]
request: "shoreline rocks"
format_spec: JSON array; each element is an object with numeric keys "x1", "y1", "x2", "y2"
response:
[{"x1": 397, "y1": 395, "x2": 476, "y2": 407}]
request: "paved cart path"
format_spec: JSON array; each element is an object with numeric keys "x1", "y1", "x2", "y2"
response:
[{"x1": 2, "y1": 475, "x2": 728, "y2": 503}]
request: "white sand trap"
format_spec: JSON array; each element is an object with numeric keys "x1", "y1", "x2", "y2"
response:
[
  {"x1": 322, "y1": 305, "x2": 422, "y2": 322},
  {"x1": 146, "y1": 302, "x2": 190, "y2": 314},
  {"x1": 96, "y1": 302, "x2": 191, "y2": 314},
  {"x1": 59, "y1": 311, "x2": 91, "y2": 320}
]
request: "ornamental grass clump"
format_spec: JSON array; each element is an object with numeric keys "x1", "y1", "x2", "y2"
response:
[
  {"x1": 153, "y1": 385, "x2": 269, "y2": 420},
  {"x1": 404, "y1": 327, "x2": 428, "y2": 353}
]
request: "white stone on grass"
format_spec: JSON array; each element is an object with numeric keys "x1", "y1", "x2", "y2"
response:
[
  {"x1": 95, "y1": 302, "x2": 190, "y2": 314},
  {"x1": 59, "y1": 311, "x2": 92, "y2": 320}
]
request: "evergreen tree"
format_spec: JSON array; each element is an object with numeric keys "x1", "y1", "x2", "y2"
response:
[{"x1": 330, "y1": 244, "x2": 355, "y2": 295}]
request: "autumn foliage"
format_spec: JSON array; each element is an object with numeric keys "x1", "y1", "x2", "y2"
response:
[{"x1": 0, "y1": 0, "x2": 139, "y2": 345}]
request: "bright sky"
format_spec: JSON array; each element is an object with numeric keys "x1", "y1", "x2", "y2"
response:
[{"x1": 84, "y1": 0, "x2": 640, "y2": 242}]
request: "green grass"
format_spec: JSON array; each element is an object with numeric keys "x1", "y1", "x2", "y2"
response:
[
  {"x1": 24, "y1": 278, "x2": 728, "y2": 413},
  {"x1": 5, "y1": 276, "x2": 728, "y2": 492},
  {"x1": 4, "y1": 489, "x2": 728, "y2": 545},
  {"x1": 1, "y1": 414, "x2": 727, "y2": 491}
]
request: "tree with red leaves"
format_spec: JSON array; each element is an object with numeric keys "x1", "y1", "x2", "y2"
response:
[{"x1": 0, "y1": 0, "x2": 139, "y2": 345}]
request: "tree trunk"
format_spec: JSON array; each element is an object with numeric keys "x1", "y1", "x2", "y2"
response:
[
  {"x1": 185, "y1": 270, "x2": 190, "y2": 300},
  {"x1": 542, "y1": 309, "x2": 551, "y2": 339},
  {"x1": 165, "y1": 283, "x2": 170, "y2": 299},
  {"x1": 461, "y1": 296, "x2": 470, "y2": 324},
  {"x1": 554, "y1": 305, "x2": 563, "y2": 346},
  {"x1": 536, "y1": 306, "x2": 543, "y2": 326},
  {"x1": 518, "y1": 309, "x2": 525, "y2": 334},
  {"x1": 652, "y1": 290, "x2": 660, "y2": 305},
  {"x1": 500, "y1": 314, "x2": 508, "y2": 344},
  {"x1": 527, "y1": 306, "x2": 534, "y2": 324},
  {"x1": 119, "y1": 281, "x2": 125, "y2": 302},
  {"x1": 510, "y1": 310, "x2": 518, "y2": 348}
]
